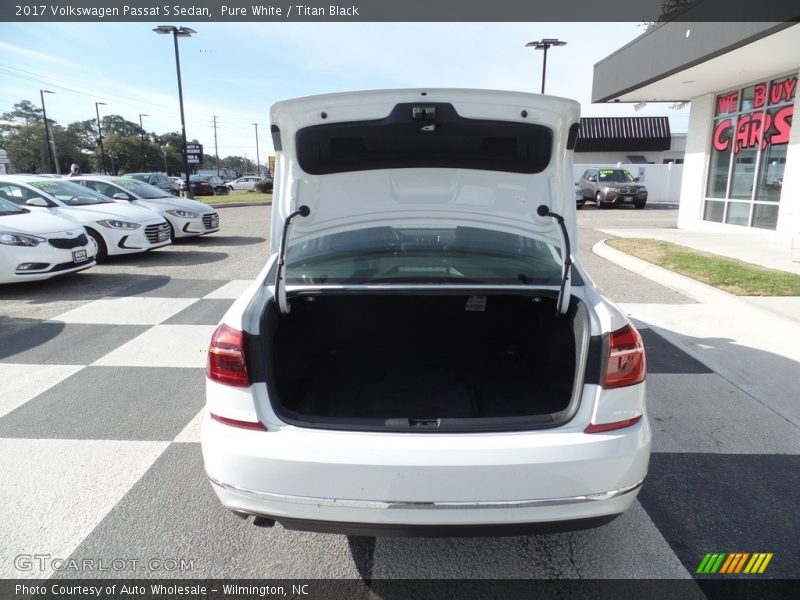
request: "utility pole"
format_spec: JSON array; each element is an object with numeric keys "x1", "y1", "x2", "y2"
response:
[
  {"x1": 95, "y1": 101, "x2": 108, "y2": 173},
  {"x1": 39, "y1": 90, "x2": 57, "y2": 173},
  {"x1": 139, "y1": 113, "x2": 149, "y2": 170},
  {"x1": 212, "y1": 115, "x2": 220, "y2": 176},
  {"x1": 253, "y1": 123, "x2": 261, "y2": 178}
]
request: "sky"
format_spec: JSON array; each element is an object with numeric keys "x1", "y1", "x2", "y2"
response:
[{"x1": 0, "y1": 21, "x2": 690, "y2": 167}]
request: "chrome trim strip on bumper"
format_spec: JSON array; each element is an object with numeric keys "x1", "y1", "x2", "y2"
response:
[{"x1": 207, "y1": 476, "x2": 644, "y2": 511}]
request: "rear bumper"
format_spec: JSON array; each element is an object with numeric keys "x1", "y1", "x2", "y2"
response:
[{"x1": 202, "y1": 411, "x2": 651, "y2": 531}]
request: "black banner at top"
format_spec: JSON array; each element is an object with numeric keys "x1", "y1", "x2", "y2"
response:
[{"x1": 2, "y1": 0, "x2": 799, "y2": 22}]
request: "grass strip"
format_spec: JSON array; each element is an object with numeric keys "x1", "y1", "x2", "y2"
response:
[{"x1": 606, "y1": 238, "x2": 800, "y2": 296}]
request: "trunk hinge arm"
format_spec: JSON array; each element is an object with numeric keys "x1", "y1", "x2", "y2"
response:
[
  {"x1": 537, "y1": 205, "x2": 572, "y2": 316},
  {"x1": 274, "y1": 204, "x2": 311, "y2": 315}
]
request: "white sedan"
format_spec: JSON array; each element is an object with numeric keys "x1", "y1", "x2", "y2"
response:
[
  {"x1": 70, "y1": 176, "x2": 220, "y2": 240},
  {"x1": 227, "y1": 176, "x2": 264, "y2": 191},
  {"x1": 0, "y1": 195, "x2": 96, "y2": 283},
  {"x1": 0, "y1": 176, "x2": 171, "y2": 261},
  {"x1": 202, "y1": 89, "x2": 650, "y2": 536}
]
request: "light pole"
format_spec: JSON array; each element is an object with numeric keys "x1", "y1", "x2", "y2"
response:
[
  {"x1": 139, "y1": 113, "x2": 149, "y2": 170},
  {"x1": 162, "y1": 144, "x2": 169, "y2": 173},
  {"x1": 154, "y1": 25, "x2": 196, "y2": 197},
  {"x1": 525, "y1": 38, "x2": 566, "y2": 94},
  {"x1": 39, "y1": 90, "x2": 58, "y2": 174},
  {"x1": 95, "y1": 101, "x2": 108, "y2": 173},
  {"x1": 253, "y1": 123, "x2": 261, "y2": 178}
]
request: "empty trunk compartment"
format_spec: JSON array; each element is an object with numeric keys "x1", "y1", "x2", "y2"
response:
[{"x1": 264, "y1": 292, "x2": 589, "y2": 432}]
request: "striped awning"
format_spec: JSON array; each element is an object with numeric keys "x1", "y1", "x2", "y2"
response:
[{"x1": 574, "y1": 117, "x2": 671, "y2": 152}]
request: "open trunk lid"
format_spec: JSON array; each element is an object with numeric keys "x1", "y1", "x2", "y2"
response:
[{"x1": 269, "y1": 89, "x2": 580, "y2": 313}]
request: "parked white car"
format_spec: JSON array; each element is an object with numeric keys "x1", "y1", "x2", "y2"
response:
[
  {"x1": 227, "y1": 176, "x2": 264, "y2": 191},
  {"x1": 0, "y1": 195, "x2": 96, "y2": 283},
  {"x1": 70, "y1": 175, "x2": 220, "y2": 240},
  {"x1": 202, "y1": 89, "x2": 650, "y2": 536},
  {"x1": 0, "y1": 176, "x2": 171, "y2": 261}
]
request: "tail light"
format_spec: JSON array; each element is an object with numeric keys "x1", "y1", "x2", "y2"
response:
[
  {"x1": 207, "y1": 323, "x2": 249, "y2": 387},
  {"x1": 602, "y1": 324, "x2": 646, "y2": 389}
]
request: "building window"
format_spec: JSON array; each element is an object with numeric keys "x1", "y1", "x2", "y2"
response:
[{"x1": 704, "y1": 73, "x2": 796, "y2": 229}]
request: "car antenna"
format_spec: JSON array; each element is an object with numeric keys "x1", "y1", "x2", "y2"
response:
[{"x1": 275, "y1": 204, "x2": 311, "y2": 315}]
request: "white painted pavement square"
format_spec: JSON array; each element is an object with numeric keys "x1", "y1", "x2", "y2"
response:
[
  {"x1": 0, "y1": 438, "x2": 168, "y2": 578},
  {"x1": 173, "y1": 408, "x2": 205, "y2": 443},
  {"x1": 0, "y1": 364, "x2": 84, "y2": 418},
  {"x1": 51, "y1": 297, "x2": 198, "y2": 325},
  {"x1": 92, "y1": 324, "x2": 217, "y2": 368},
  {"x1": 203, "y1": 280, "x2": 255, "y2": 300}
]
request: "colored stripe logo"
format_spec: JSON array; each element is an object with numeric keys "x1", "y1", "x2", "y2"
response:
[{"x1": 696, "y1": 553, "x2": 773, "y2": 574}]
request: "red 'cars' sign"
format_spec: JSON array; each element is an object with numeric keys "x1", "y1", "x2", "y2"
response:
[{"x1": 712, "y1": 75, "x2": 796, "y2": 154}]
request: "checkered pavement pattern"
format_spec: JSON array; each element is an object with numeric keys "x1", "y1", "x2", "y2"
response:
[{"x1": 1, "y1": 280, "x2": 798, "y2": 580}]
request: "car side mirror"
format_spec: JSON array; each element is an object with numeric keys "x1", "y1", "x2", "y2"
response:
[
  {"x1": 25, "y1": 197, "x2": 51, "y2": 208},
  {"x1": 112, "y1": 192, "x2": 132, "y2": 201},
  {"x1": 588, "y1": 177, "x2": 596, "y2": 182},
  {"x1": 633, "y1": 177, "x2": 640, "y2": 182}
]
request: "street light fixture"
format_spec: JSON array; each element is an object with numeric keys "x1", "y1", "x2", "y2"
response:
[
  {"x1": 253, "y1": 123, "x2": 261, "y2": 178},
  {"x1": 139, "y1": 113, "x2": 149, "y2": 170},
  {"x1": 95, "y1": 101, "x2": 108, "y2": 174},
  {"x1": 525, "y1": 38, "x2": 567, "y2": 94},
  {"x1": 39, "y1": 90, "x2": 58, "y2": 174},
  {"x1": 154, "y1": 25, "x2": 196, "y2": 197}
]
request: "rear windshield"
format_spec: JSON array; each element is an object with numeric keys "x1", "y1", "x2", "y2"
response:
[
  {"x1": 29, "y1": 180, "x2": 113, "y2": 206},
  {"x1": 296, "y1": 103, "x2": 552, "y2": 175},
  {"x1": 285, "y1": 226, "x2": 562, "y2": 285}
]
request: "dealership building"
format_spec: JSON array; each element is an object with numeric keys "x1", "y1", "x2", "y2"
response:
[{"x1": 593, "y1": 22, "x2": 799, "y2": 238}]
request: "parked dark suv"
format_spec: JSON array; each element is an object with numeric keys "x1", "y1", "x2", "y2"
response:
[
  {"x1": 124, "y1": 172, "x2": 180, "y2": 196},
  {"x1": 577, "y1": 168, "x2": 648, "y2": 209}
]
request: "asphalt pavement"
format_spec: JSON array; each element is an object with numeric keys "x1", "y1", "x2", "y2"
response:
[{"x1": 0, "y1": 204, "x2": 797, "y2": 584}]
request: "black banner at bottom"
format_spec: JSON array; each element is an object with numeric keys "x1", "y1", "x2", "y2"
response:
[{"x1": 3, "y1": 579, "x2": 799, "y2": 600}]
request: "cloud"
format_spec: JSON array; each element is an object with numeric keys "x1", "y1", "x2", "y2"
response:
[{"x1": 0, "y1": 41, "x2": 76, "y2": 68}]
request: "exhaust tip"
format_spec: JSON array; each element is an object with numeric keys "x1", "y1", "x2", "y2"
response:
[{"x1": 253, "y1": 516, "x2": 277, "y2": 528}]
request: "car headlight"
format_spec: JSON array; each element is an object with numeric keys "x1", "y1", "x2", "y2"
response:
[
  {"x1": 605, "y1": 187, "x2": 620, "y2": 193},
  {"x1": 96, "y1": 219, "x2": 141, "y2": 230},
  {"x1": 0, "y1": 231, "x2": 47, "y2": 246},
  {"x1": 166, "y1": 209, "x2": 200, "y2": 219}
]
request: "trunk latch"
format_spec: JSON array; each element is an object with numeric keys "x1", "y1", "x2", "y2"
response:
[{"x1": 409, "y1": 418, "x2": 440, "y2": 428}]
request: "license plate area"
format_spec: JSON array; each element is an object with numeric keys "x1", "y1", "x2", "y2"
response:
[
  {"x1": 624, "y1": 196, "x2": 633, "y2": 202},
  {"x1": 73, "y1": 249, "x2": 87, "y2": 263}
]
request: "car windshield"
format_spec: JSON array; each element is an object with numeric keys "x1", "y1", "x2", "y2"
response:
[
  {"x1": 115, "y1": 178, "x2": 172, "y2": 199},
  {"x1": 0, "y1": 196, "x2": 27, "y2": 214},
  {"x1": 29, "y1": 179, "x2": 113, "y2": 205},
  {"x1": 598, "y1": 169, "x2": 635, "y2": 182},
  {"x1": 285, "y1": 226, "x2": 563, "y2": 285}
]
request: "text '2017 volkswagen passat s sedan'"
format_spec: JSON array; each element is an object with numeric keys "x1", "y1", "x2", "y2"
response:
[
  {"x1": 202, "y1": 89, "x2": 650, "y2": 536},
  {"x1": 0, "y1": 195, "x2": 96, "y2": 283},
  {"x1": 0, "y1": 176, "x2": 171, "y2": 261}
]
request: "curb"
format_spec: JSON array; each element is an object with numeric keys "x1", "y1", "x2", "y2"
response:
[
  {"x1": 208, "y1": 201, "x2": 272, "y2": 209},
  {"x1": 593, "y1": 237, "x2": 800, "y2": 326},
  {"x1": 592, "y1": 239, "x2": 740, "y2": 305}
]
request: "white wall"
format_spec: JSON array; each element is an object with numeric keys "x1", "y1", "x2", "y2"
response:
[
  {"x1": 777, "y1": 79, "x2": 800, "y2": 241},
  {"x1": 678, "y1": 93, "x2": 714, "y2": 229},
  {"x1": 573, "y1": 163, "x2": 684, "y2": 202}
]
